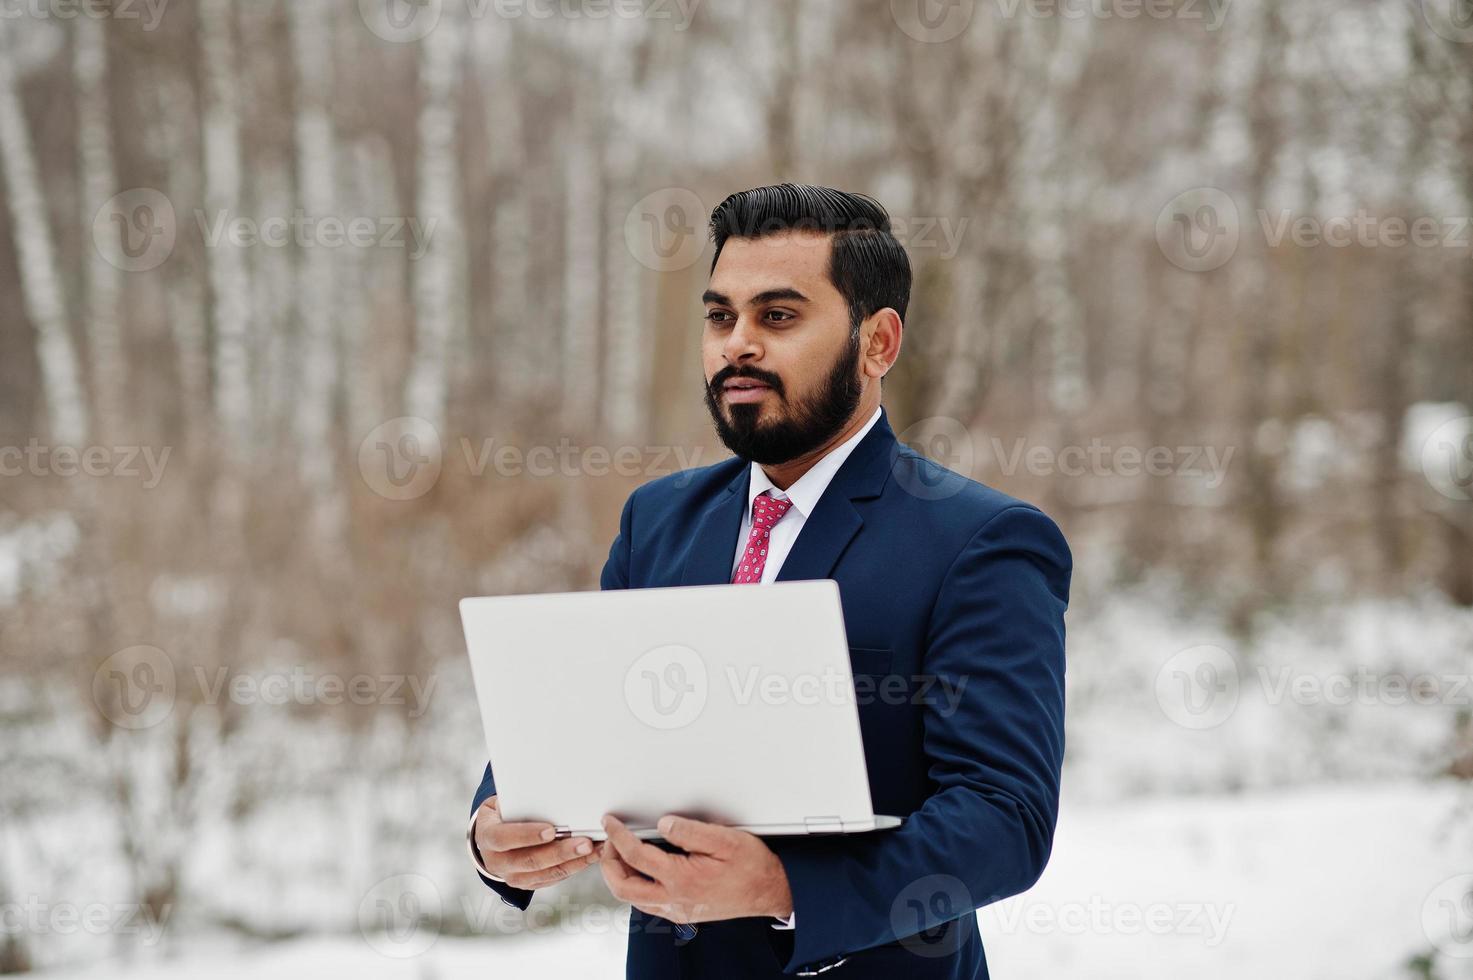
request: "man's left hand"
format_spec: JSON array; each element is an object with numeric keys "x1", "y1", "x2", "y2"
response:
[{"x1": 600, "y1": 814, "x2": 793, "y2": 924}]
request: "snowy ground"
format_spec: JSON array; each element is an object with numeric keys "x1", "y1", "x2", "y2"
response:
[
  {"x1": 11, "y1": 584, "x2": 1469, "y2": 977},
  {"x1": 31, "y1": 781, "x2": 1471, "y2": 980}
]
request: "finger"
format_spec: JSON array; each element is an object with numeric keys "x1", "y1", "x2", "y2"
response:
[
  {"x1": 501, "y1": 837, "x2": 595, "y2": 875},
  {"x1": 504, "y1": 847, "x2": 603, "y2": 890},
  {"x1": 601, "y1": 846, "x2": 670, "y2": 906},
  {"x1": 480, "y1": 818, "x2": 559, "y2": 854},
  {"x1": 602, "y1": 815, "x2": 679, "y2": 882},
  {"x1": 657, "y1": 815, "x2": 740, "y2": 858}
]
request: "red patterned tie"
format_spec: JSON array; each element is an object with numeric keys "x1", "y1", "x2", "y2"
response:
[{"x1": 732, "y1": 490, "x2": 794, "y2": 584}]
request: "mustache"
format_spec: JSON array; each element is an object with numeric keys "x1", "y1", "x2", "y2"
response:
[{"x1": 710, "y1": 367, "x2": 784, "y2": 397}]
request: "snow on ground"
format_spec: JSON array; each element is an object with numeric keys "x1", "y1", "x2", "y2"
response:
[{"x1": 31, "y1": 781, "x2": 1470, "y2": 980}]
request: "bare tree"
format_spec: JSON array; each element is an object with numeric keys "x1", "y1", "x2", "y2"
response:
[
  {"x1": 288, "y1": 0, "x2": 346, "y2": 542},
  {"x1": 74, "y1": 15, "x2": 124, "y2": 440},
  {"x1": 0, "y1": 19, "x2": 89, "y2": 447},
  {"x1": 405, "y1": 19, "x2": 468, "y2": 430},
  {"x1": 200, "y1": 0, "x2": 254, "y2": 454}
]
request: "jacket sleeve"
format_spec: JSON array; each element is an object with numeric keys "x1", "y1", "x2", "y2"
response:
[
  {"x1": 770, "y1": 504, "x2": 1071, "y2": 973},
  {"x1": 468, "y1": 489, "x2": 638, "y2": 905}
]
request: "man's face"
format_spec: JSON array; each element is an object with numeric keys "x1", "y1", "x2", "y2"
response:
[{"x1": 701, "y1": 230, "x2": 865, "y2": 465}]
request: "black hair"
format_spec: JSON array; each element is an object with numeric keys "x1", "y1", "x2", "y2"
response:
[{"x1": 708, "y1": 183, "x2": 911, "y2": 335}]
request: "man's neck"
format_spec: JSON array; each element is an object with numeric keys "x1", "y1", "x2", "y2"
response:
[{"x1": 759, "y1": 397, "x2": 879, "y2": 492}]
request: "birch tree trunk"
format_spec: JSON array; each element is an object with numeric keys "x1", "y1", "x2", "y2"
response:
[
  {"x1": 74, "y1": 15, "x2": 123, "y2": 440},
  {"x1": 0, "y1": 20, "x2": 89, "y2": 447},
  {"x1": 562, "y1": 92, "x2": 600, "y2": 429},
  {"x1": 144, "y1": 71, "x2": 210, "y2": 448},
  {"x1": 289, "y1": 0, "x2": 339, "y2": 492},
  {"x1": 484, "y1": 31, "x2": 537, "y2": 415},
  {"x1": 344, "y1": 136, "x2": 400, "y2": 438},
  {"x1": 199, "y1": 0, "x2": 253, "y2": 456},
  {"x1": 405, "y1": 22, "x2": 467, "y2": 430},
  {"x1": 599, "y1": 39, "x2": 645, "y2": 441},
  {"x1": 1234, "y1": 1, "x2": 1287, "y2": 602}
]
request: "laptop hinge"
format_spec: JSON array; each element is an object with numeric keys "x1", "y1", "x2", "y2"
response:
[{"x1": 804, "y1": 816, "x2": 845, "y2": 834}]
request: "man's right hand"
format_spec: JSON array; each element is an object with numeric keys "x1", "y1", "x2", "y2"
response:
[{"x1": 472, "y1": 796, "x2": 602, "y2": 890}]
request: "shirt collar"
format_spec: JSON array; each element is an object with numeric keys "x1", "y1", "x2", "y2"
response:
[{"x1": 746, "y1": 404, "x2": 883, "y2": 523}]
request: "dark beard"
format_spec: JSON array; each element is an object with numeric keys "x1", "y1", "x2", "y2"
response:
[{"x1": 703, "y1": 331, "x2": 865, "y2": 466}]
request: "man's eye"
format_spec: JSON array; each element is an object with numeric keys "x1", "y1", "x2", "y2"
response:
[
  {"x1": 766, "y1": 310, "x2": 795, "y2": 323},
  {"x1": 704, "y1": 310, "x2": 734, "y2": 324}
]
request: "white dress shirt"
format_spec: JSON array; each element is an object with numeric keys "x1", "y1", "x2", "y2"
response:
[{"x1": 729, "y1": 404, "x2": 883, "y2": 584}]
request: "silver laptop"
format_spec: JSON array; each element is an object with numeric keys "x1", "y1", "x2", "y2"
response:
[{"x1": 460, "y1": 580, "x2": 902, "y2": 840}]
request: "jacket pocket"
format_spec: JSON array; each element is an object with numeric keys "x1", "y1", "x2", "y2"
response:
[{"x1": 847, "y1": 645, "x2": 894, "y2": 677}]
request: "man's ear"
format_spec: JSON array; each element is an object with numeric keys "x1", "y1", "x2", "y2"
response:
[{"x1": 864, "y1": 308, "x2": 903, "y2": 378}]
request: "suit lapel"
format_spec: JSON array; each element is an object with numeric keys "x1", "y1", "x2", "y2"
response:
[
  {"x1": 679, "y1": 407, "x2": 899, "y2": 587},
  {"x1": 775, "y1": 406, "x2": 896, "y2": 583},
  {"x1": 680, "y1": 466, "x2": 751, "y2": 586}
]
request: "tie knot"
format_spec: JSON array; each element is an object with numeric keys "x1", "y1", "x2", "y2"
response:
[{"x1": 752, "y1": 491, "x2": 793, "y2": 526}]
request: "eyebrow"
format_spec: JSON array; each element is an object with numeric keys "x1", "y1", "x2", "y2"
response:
[{"x1": 702, "y1": 287, "x2": 811, "y2": 306}]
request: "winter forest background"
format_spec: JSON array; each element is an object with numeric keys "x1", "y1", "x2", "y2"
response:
[{"x1": 1, "y1": 0, "x2": 1472, "y2": 977}]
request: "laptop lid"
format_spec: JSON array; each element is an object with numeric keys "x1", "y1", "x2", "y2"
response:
[{"x1": 461, "y1": 580, "x2": 884, "y2": 838}]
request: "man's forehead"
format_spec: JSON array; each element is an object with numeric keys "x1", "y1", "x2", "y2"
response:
[{"x1": 709, "y1": 231, "x2": 835, "y2": 297}]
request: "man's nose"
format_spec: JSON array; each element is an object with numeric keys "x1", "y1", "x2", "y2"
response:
[{"x1": 722, "y1": 315, "x2": 762, "y2": 363}]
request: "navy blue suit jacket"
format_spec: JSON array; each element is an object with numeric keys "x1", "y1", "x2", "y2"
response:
[{"x1": 471, "y1": 405, "x2": 1070, "y2": 978}]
